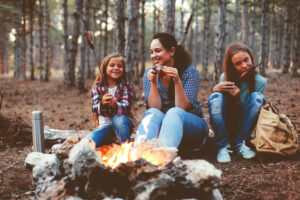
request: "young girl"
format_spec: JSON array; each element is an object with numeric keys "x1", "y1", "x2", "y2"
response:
[
  {"x1": 86, "y1": 52, "x2": 134, "y2": 147},
  {"x1": 208, "y1": 42, "x2": 267, "y2": 163},
  {"x1": 134, "y1": 33, "x2": 208, "y2": 150}
]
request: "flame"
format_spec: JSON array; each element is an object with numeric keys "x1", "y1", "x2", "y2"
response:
[{"x1": 97, "y1": 140, "x2": 177, "y2": 169}]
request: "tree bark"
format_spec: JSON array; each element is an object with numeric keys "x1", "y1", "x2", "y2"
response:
[
  {"x1": 291, "y1": 7, "x2": 300, "y2": 76},
  {"x1": 78, "y1": 0, "x2": 88, "y2": 91},
  {"x1": 282, "y1": 0, "x2": 293, "y2": 74},
  {"x1": 103, "y1": 0, "x2": 108, "y2": 57},
  {"x1": 152, "y1": 0, "x2": 157, "y2": 35},
  {"x1": 163, "y1": 0, "x2": 176, "y2": 34},
  {"x1": 14, "y1": 0, "x2": 21, "y2": 78},
  {"x1": 233, "y1": 0, "x2": 239, "y2": 41},
  {"x1": 140, "y1": 0, "x2": 146, "y2": 77},
  {"x1": 180, "y1": 0, "x2": 184, "y2": 38},
  {"x1": 214, "y1": 0, "x2": 227, "y2": 85},
  {"x1": 116, "y1": 0, "x2": 126, "y2": 56},
  {"x1": 259, "y1": 0, "x2": 269, "y2": 76},
  {"x1": 97, "y1": 2, "x2": 103, "y2": 64},
  {"x1": 67, "y1": 0, "x2": 83, "y2": 87},
  {"x1": 250, "y1": 0, "x2": 257, "y2": 56},
  {"x1": 63, "y1": 0, "x2": 69, "y2": 84},
  {"x1": 125, "y1": 0, "x2": 139, "y2": 86},
  {"x1": 38, "y1": 0, "x2": 44, "y2": 81},
  {"x1": 29, "y1": 0, "x2": 35, "y2": 80},
  {"x1": 241, "y1": 0, "x2": 250, "y2": 45},
  {"x1": 202, "y1": 0, "x2": 211, "y2": 80},
  {"x1": 193, "y1": 0, "x2": 200, "y2": 66},
  {"x1": 44, "y1": 0, "x2": 50, "y2": 81}
]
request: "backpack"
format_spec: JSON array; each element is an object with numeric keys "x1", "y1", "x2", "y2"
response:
[{"x1": 251, "y1": 103, "x2": 298, "y2": 156}]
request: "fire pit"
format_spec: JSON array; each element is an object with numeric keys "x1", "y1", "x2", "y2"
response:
[{"x1": 25, "y1": 136, "x2": 223, "y2": 199}]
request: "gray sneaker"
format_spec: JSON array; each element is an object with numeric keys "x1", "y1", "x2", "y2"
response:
[
  {"x1": 237, "y1": 141, "x2": 256, "y2": 159},
  {"x1": 217, "y1": 145, "x2": 232, "y2": 163}
]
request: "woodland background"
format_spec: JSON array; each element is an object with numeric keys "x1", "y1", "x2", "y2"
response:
[{"x1": 0, "y1": 0, "x2": 300, "y2": 199}]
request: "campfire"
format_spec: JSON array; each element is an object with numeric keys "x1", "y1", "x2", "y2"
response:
[
  {"x1": 25, "y1": 136, "x2": 223, "y2": 200},
  {"x1": 97, "y1": 140, "x2": 177, "y2": 169}
]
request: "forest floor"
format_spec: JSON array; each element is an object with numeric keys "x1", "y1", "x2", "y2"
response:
[{"x1": 0, "y1": 70, "x2": 299, "y2": 200}]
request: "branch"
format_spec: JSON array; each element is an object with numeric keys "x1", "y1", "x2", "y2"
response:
[{"x1": 178, "y1": 13, "x2": 194, "y2": 45}]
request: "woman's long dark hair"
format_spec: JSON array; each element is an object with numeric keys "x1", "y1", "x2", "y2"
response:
[{"x1": 152, "y1": 33, "x2": 192, "y2": 102}]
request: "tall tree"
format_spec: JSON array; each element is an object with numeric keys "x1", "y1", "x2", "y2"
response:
[
  {"x1": 241, "y1": 0, "x2": 250, "y2": 45},
  {"x1": 214, "y1": 0, "x2": 227, "y2": 85},
  {"x1": 63, "y1": 0, "x2": 69, "y2": 84},
  {"x1": 193, "y1": 0, "x2": 200, "y2": 66},
  {"x1": 86, "y1": 0, "x2": 92, "y2": 79},
  {"x1": 250, "y1": 0, "x2": 257, "y2": 55},
  {"x1": 67, "y1": 0, "x2": 83, "y2": 87},
  {"x1": 38, "y1": 0, "x2": 44, "y2": 80},
  {"x1": 180, "y1": 0, "x2": 184, "y2": 38},
  {"x1": 152, "y1": 0, "x2": 157, "y2": 35},
  {"x1": 233, "y1": 0, "x2": 239, "y2": 41},
  {"x1": 125, "y1": 0, "x2": 139, "y2": 85},
  {"x1": 29, "y1": 0, "x2": 35, "y2": 80},
  {"x1": 163, "y1": 0, "x2": 176, "y2": 34},
  {"x1": 103, "y1": 0, "x2": 108, "y2": 56},
  {"x1": 116, "y1": 0, "x2": 126, "y2": 56},
  {"x1": 78, "y1": 0, "x2": 88, "y2": 91},
  {"x1": 259, "y1": 0, "x2": 269, "y2": 76},
  {"x1": 97, "y1": 1, "x2": 103, "y2": 63},
  {"x1": 14, "y1": 0, "x2": 23, "y2": 79},
  {"x1": 202, "y1": 0, "x2": 211, "y2": 80},
  {"x1": 282, "y1": 0, "x2": 293, "y2": 74},
  {"x1": 291, "y1": 7, "x2": 300, "y2": 77},
  {"x1": 140, "y1": 0, "x2": 146, "y2": 77},
  {"x1": 44, "y1": 0, "x2": 50, "y2": 81}
]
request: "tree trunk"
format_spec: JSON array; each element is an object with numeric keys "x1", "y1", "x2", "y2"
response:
[
  {"x1": 14, "y1": 0, "x2": 21, "y2": 78},
  {"x1": 44, "y1": 0, "x2": 50, "y2": 81},
  {"x1": 152, "y1": 0, "x2": 157, "y2": 35},
  {"x1": 241, "y1": 0, "x2": 250, "y2": 45},
  {"x1": 86, "y1": 0, "x2": 92, "y2": 79},
  {"x1": 163, "y1": 0, "x2": 176, "y2": 34},
  {"x1": 140, "y1": 0, "x2": 146, "y2": 77},
  {"x1": 97, "y1": 2, "x2": 103, "y2": 64},
  {"x1": 202, "y1": 0, "x2": 211, "y2": 80},
  {"x1": 78, "y1": 0, "x2": 88, "y2": 91},
  {"x1": 68, "y1": 0, "x2": 83, "y2": 87},
  {"x1": 63, "y1": 0, "x2": 69, "y2": 84},
  {"x1": 291, "y1": 7, "x2": 299, "y2": 76},
  {"x1": 19, "y1": 0, "x2": 27, "y2": 79},
  {"x1": 116, "y1": 0, "x2": 126, "y2": 56},
  {"x1": 193, "y1": 0, "x2": 200, "y2": 66},
  {"x1": 29, "y1": 0, "x2": 35, "y2": 80},
  {"x1": 103, "y1": 0, "x2": 108, "y2": 57},
  {"x1": 214, "y1": 0, "x2": 227, "y2": 85},
  {"x1": 180, "y1": 0, "x2": 184, "y2": 38},
  {"x1": 259, "y1": 0, "x2": 269, "y2": 76},
  {"x1": 282, "y1": 0, "x2": 293, "y2": 74},
  {"x1": 38, "y1": 0, "x2": 44, "y2": 81},
  {"x1": 250, "y1": 0, "x2": 257, "y2": 57},
  {"x1": 233, "y1": 0, "x2": 239, "y2": 41},
  {"x1": 125, "y1": 0, "x2": 139, "y2": 86}
]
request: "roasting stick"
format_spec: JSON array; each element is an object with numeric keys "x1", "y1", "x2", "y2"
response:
[{"x1": 233, "y1": 62, "x2": 262, "y2": 84}]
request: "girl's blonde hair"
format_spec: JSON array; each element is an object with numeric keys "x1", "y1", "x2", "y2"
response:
[{"x1": 91, "y1": 52, "x2": 126, "y2": 129}]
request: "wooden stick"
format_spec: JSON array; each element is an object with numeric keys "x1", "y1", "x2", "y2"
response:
[
  {"x1": 0, "y1": 90, "x2": 5, "y2": 113},
  {"x1": 234, "y1": 62, "x2": 262, "y2": 84}
]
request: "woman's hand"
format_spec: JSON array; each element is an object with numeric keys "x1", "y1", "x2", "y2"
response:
[
  {"x1": 162, "y1": 67, "x2": 180, "y2": 83},
  {"x1": 102, "y1": 94, "x2": 116, "y2": 108},
  {"x1": 147, "y1": 69, "x2": 157, "y2": 82},
  {"x1": 212, "y1": 81, "x2": 235, "y2": 93}
]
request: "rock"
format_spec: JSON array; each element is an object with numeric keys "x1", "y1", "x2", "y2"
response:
[
  {"x1": 55, "y1": 136, "x2": 83, "y2": 160},
  {"x1": 44, "y1": 128, "x2": 90, "y2": 142},
  {"x1": 68, "y1": 138, "x2": 103, "y2": 179},
  {"x1": 25, "y1": 152, "x2": 58, "y2": 169}
]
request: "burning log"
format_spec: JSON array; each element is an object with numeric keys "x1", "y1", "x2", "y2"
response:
[{"x1": 25, "y1": 136, "x2": 223, "y2": 199}]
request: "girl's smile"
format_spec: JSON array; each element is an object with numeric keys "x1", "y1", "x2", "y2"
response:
[
  {"x1": 150, "y1": 39, "x2": 175, "y2": 67},
  {"x1": 106, "y1": 57, "x2": 124, "y2": 81}
]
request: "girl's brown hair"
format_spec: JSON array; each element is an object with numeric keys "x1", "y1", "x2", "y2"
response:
[
  {"x1": 91, "y1": 52, "x2": 126, "y2": 129},
  {"x1": 223, "y1": 42, "x2": 256, "y2": 94}
]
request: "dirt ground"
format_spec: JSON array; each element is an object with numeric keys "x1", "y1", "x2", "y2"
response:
[{"x1": 0, "y1": 71, "x2": 299, "y2": 200}]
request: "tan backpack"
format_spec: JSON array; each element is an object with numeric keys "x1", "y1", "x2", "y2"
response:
[{"x1": 251, "y1": 103, "x2": 299, "y2": 156}]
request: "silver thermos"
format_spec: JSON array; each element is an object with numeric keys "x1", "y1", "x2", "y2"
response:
[{"x1": 32, "y1": 110, "x2": 44, "y2": 152}]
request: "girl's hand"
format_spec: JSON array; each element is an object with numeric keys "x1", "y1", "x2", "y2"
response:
[
  {"x1": 102, "y1": 94, "x2": 114, "y2": 106},
  {"x1": 162, "y1": 67, "x2": 180, "y2": 83},
  {"x1": 228, "y1": 85, "x2": 241, "y2": 102},
  {"x1": 147, "y1": 69, "x2": 157, "y2": 82},
  {"x1": 213, "y1": 81, "x2": 235, "y2": 93}
]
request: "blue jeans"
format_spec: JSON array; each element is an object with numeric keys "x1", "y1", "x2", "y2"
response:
[
  {"x1": 86, "y1": 115, "x2": 134, "y2": 147},
  {"x1": 134, "y1": 107, "x2": 209, "y2": 150},
  {"x1": 208, "y1": 92, "x2": 265, "y2": 149}
]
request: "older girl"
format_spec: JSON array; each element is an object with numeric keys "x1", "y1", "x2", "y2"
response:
[
  {"x1": 87, "y1": 53, "x2": 134, "y2": 147},
  {"x1": 134, "y1": 33, "x2": 208, "y2": 150},
  {"x1": 208, "y1": 42, "x2": 267, "y2": 162}
]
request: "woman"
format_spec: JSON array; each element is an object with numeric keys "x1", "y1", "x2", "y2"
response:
[
  {"x1": 208, "y1": 42, "x2": 267, "y2": 163},
  {"x1": 134, "y1": 33, "x2": 208, "y2": 150}
]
